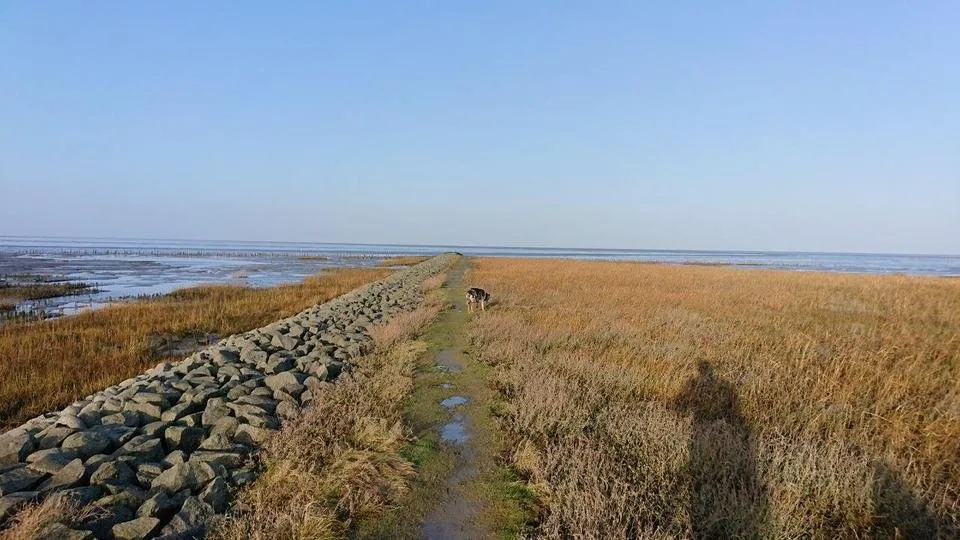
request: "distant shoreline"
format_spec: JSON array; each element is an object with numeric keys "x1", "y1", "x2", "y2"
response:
[{"x1": 2, "y1": 236, "x2": 957, "y2": 277}]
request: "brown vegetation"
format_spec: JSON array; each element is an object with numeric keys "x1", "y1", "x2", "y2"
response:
[
  {"x1": 0, "y1": 279, "x2": 97, "y2": 315},
  {"x1": 0, "y1": 278, "x2": 97, "y2": 301},
  {"x1": 0, "y1": 497, "x2": 90, "y2": 540},
  {"x1": 0, "y1": 268, "x2": 390, "y2": 427},
  {"x1": 466, "y1": 258, "x2": 960, "y2": 538},
  {"x1": 213, "y1": 285, "x2": 444, "y2": 539}
]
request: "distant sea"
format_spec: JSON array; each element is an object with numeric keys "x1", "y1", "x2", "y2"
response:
[{"x1": 2, "y1": 236, "x2": 958, "y2": 277}]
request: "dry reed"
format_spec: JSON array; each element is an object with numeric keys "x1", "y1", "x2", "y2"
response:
[{"x1": 467, "y1": 258, "x2": 960, "y2": 538}]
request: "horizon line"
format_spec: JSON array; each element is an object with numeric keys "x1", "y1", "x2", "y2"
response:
[{"x1": 1, "y1": 234, "x2": 957, "y2": 259}]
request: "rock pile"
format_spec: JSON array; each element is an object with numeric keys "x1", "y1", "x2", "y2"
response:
[{"x1": 0, "y1": 254, "x2": 455, "y2": 539}]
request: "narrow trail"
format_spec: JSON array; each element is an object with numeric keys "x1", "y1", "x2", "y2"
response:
[
  {"x1": 420, "y1": 262, "x2": 488, "y2": 539},
  {"x1": 357, "y1": 257, "x2": 531, "y2": 540}
]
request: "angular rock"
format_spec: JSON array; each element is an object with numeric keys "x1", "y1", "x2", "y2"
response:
[
  {"x1": 209, "y1": 416, "x2": 240, "y2": 439},
  {"x1": 140, "y1": 421, "x2": 169, "y2": 437},
  {"x1": 240, "y1": 348, "x2": 268, "y2": 365},
  {"x1": 201, "y1": 398, "x2": 232, "y2": 427},
  {"x1": 130, "y1": 392, "x2": 168, "y2": 406},
  {"x1": 36, "y1": 426, "x2": 77, "y2": 450},
  {"x1": 90, "y1": 460, "x2": 135, "y2": 486},
  {"x1": 264, "y1": 355, "x2": 295, "y2": 374},
  {"x1": 190, "y1": 451, "x2": 246, "y2": 470},
  {"x1": 137, "y1": 490, "x2": 175, "y2": 519},
  {"x1": 197, "y1": 433, "x2": 241, "y2": 452},
  {"x1": 0, "y1": 466, "x2": 46, "y2": 496},
  {"x1": 162, "y1": 450, "x2": 187, "y2": 468},
  {"x1": 61, "y1": 430, "x2": 111, "y2": 458},
  {"x1": 56, "y1": 414, "x2": 87, "y2": 430},
  {"x1": 231, "y1": 466, "x2": 259, "y2": 486},
  {"x1": 0, "y1": 490, "x2": 38, "y2": 521},
  {"x1": 199, "y1": 476, "x2": 229, "y2": 513},
  {"x1": 234, "y1": 424, "x2": 277, "y2": 446},
  {"x1": 276, "y1": 400, "x2": 300, "y2": 421},
  {"x1": 0, "y1": 429, "x2": 35, "y2": 465},
  {"x1": 159, "y1": 496, "x2": 214, "y2": 538},
  {"x1": 211, "y1": 348, "x2": 240, "y2": 365},
  {"x1": 34, "y1": 522, "x2": 93, "y2": 540},
  {"x1": 111, "y1": 517, "x2": 161, "y2": 540},
  {"x1": 160, "y1": 401, "x2": 199, "y2": 423},
  {"x1": 151, "y1": 461, "x2": 216, "y2": 494},
  {"x1": 179, "y1": 412, "x2": 204, "y2": 427},
  {"x1": 163, "y1": 425, "x2": 204, "y2": 453},
  {"x1": 80, "y1": 504, "x2": 134, "y2": 539},
  {"x1": 95, "y1": 485, "x2": 146, "y2": 510},
  {"x1": 45, "y1": 485, "x2": 103, "y2": 509},
  {"x1": 27, "y1": 448, "x2": 79, "y2": 474},
  {"x1": 116, "y1": 436, "x2": 165, "y2": 464},
  {"x1": 101, "y1": 410, "x2": 140, "y2": 428},
  {"x1": 235, "y1": 395, "x2": 278, "y2": 414},
  {"x1": 263, "y1": 371, "x2": 306, "y2": 393},
  {"x1": 37, "y1": 458, "x2": 86, "y2": 492},
  {"x1": 136, "y1": 462, "x2": 165, "y2": 488},
  {"x1": 251, "y1": 386, "x2": 274, "y2": 397},
  {"x1": 271, "y1": 333, "x2": 299, "y2": 350},
  {"x1": 124, "y1": 401, "x2": 162, "y2": 424}
]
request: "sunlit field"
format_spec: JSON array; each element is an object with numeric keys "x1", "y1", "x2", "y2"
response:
[{"x1": 467, "y1": 258, "x2": 960, "y2": 538}]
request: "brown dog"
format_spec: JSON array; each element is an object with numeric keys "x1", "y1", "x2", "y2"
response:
[{"x1": 466, "y1": 287, "x2": 490, "y2": 312}]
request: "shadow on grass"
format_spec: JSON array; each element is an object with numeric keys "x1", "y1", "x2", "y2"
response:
[
  {"x1": 872, "y1": 461, "x2": 939, "y2": 538},
  {"x1": 672, "y1": 361, "x2": 768, "y2": 539}
]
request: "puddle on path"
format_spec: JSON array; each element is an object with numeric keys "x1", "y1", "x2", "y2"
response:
[
  {"x1": 434, "y1": 349, "x2": 463, "y2": 373},
  {"x1": 423, "y1": 344, "x2": 482, "y2": 539},
  {"x1": 440, "y1": 413, "x2": 469, "y2": 445},
  {"x1": 441, "y1": 395, "x2": 468, "y2": 408}
]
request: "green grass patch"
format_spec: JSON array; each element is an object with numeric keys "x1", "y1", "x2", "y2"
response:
[{"x1": 401, "y1": 436, "x2": 439, "y2": 468}]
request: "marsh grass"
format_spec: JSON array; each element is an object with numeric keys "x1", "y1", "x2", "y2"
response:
[
  {"x1": 467, "y1": 258, "x2": 960, "y2": 538},
  {"x1": 0, "y1": 497, "x2": 92, "y2": 540},
  {"x1": 0, "y1": 267, "x2": 390, "y2": 427},
  {"x1": 213, "y1": 279, "x2": 445, "y2": 539},
  {"x1": 0, "y1": 279, "x2": 98, "y2": 318}
]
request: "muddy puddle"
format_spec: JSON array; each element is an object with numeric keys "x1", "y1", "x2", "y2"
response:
[{"x1": 434, "y1": 349, "x2": 463, "y2": 373}]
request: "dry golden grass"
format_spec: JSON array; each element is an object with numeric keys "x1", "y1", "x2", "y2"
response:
[
  {"x1": 420, "y1": 272, "x2": 446, "y2": 292},
  {"x1": 368, "y1": 274, "x2": 446, "y2": 351},
  {"x1": 0, "y1": 497, "x2": 90, "y2": 540},
  {"x1": 213, "y1": 293, "x2": 443, "y2": 539},
  {"x1": 0, "y1": 267, "x2": 390, "y2": 427},
  {"x1": 467, "y1": 258, "x2": 960, "y2": 538}
]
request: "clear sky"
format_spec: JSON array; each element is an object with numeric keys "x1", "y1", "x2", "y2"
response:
[{"x1": 1, "y1": 2, "x2": 957, "y2": 254}]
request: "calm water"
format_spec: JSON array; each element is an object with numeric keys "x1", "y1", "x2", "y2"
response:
[{"x1": 1, "y1": 236, "x2": 957, "y2": 316}]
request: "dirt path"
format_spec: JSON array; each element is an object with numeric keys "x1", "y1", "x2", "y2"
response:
[
  {"x1": 420, "y1": 264, "x2": 488, "y2": 539},
  {"x1": 356, "y1": 257, "x2": 532, "y2": 539}
]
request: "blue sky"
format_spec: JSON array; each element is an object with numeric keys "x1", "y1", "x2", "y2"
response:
[{"x1": 1, "y1": 2, "x2": 957, "y2": 254}]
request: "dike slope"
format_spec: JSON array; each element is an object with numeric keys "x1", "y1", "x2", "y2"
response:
[{"x1": 0, "y1": 254, "x2": 457, "y2": 539}]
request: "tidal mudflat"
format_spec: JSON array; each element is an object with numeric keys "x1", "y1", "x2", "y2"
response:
[{"x1": 0, "y1": 251, "x2": 383, "y2": 318}]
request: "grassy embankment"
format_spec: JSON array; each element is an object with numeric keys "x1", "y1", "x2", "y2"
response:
[
  {"x1": 0, "y1": 267, "x2": 390, "y2": 428},
  {"x1": 211, "y1": 271, "x2": 448, "y2": 539},
  {"x1": 467, "y1": 258, "x2": 960, "y2": 538}
]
